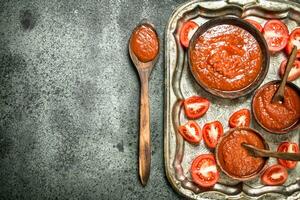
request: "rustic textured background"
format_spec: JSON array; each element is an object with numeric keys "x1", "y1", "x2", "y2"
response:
[{"x1": 0, "y1": 0, "x2": 185, "y2": 199}]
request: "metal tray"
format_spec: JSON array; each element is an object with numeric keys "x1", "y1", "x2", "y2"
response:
[{"x1": 164, "y1": 0, "x2": 300, "y2": 199}]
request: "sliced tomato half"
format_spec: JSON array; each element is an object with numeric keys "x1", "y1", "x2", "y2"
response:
[
  {"x1": 178, "y1": 121, "x2": 202, "y2": 144},
  {"x1": 180, "y1": 21, "x2": 199, "y2": 48},
  {"x1": 261, "y1": 164, "x2": 288, "y2": 186},
  {"x1": 202, "y1": 121, "x2": 223, "y2": 149},
  {"x1": 190, "y1": 154, "x2": 219, "y2": 188},
  {"x1": 285, "y1": 27, "x2": 300, "y2": 58},
  {"x1": 278, "y1": 59, "x2": 300, "y2": 81},
  {"x1": 277, "y1": 142, "x2": 299, "y2": 169},
  {"x1": 184, "y1": 96, "x2": 210, "y2": 119},
  {"x1": 245, "y1": 19, "x2": 263, "y2": 32},
  {"x1": 229, "y1": 108, "x2": 251, "y2": 128},
  {"x1": 263, "y1": 20, "x2": 289, "y2": 52}
]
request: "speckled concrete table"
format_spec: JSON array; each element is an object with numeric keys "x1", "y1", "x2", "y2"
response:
[{"x1": 0, "y1": 0, "x2": 185, "y2": 199}]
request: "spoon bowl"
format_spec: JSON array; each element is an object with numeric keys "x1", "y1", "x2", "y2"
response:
[{"x1": 129, "y1": 20, "x2": 160, "y2": 71}]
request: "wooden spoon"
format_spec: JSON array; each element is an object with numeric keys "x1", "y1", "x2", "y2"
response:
[
  {"x1": 242, "y1": 143, "x2": 300, "y2": 161},
  {"x1": 128, "y1": 21, "x2": 160, "y2": 186},
  {"x1": 272, "y1": 46, "x2": 298, "y2": 103}
]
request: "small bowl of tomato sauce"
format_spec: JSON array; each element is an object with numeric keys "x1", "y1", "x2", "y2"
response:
[
  {"x1": 252, "y1": 80, "x2": 300, "y2": 134},
  {"x1": 215, "y1": 127, "x2": 269, "y2": 181},
  {"x1": 188, "y1": 17, "x2": 269, "y2": 99}
]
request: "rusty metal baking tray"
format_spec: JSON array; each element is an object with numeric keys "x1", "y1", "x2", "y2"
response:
[{"x1": 164, "y1": 0, "x2": 300, "y2": 199}]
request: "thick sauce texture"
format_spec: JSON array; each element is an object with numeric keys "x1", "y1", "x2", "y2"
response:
[
  {"x1": 130, "y1": 25, "x2": 158, "y2": 63},
  {"x1": 218, "y1": 130, "x2": 265, "y2": 177},
  {"x1": 190, "y1": 25, "x2": 262, "y2": 91},
  {"x1": 253, "y1": 84, "x2": 300, "y2": 131}
]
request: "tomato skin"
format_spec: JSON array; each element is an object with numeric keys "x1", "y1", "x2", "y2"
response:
[
  {"x1": 277, "y1": 142, "x2": 299, "y2": 169},
  {"x1": 245, "y1": 19, "x2": 263, "y2": 32},
  {"x1": 190, "y1": 154, "x2": 219, "y2": 188},
  {"x1": 184, "y1": 96, "x2": 210, "y2": 119},
  {"x1": 285, "y1": 28, "x2": 300, "y2": 58},
  {"x1": 229, "y1": 109, "x2": 251, "y2": 128},
  {"x1": 263, "y1": 20, "x2": 289, "y2": 52},
  {"x1": 180, "y1": 21, "x2": 199, "y2": 48},
  {"x1": 261, "y1": 164, "x2": 288, "y2": 186},
  {"x1": 202, "y1": 121, "x2": 223, "y2": 149},
  {"x1": 178, "y1": 121, "x2": 202, "y2": 144},
  {"x1": 279, "y1": 59, "x2": 300, "y2": 81}
]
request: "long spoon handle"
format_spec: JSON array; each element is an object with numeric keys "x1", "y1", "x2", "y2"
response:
[
  {"x1": 139, "y1": 70, "x2": 151, "y2": 186},
  {"x1": 243, "y1": 143, "x2": 300, "y2": 161},
  {"x1": 272, "y1": 46, "x2": 297, "y2": 102},
  {"x1": 260, "y1": 150, "x2": 300, "y2": 161}
]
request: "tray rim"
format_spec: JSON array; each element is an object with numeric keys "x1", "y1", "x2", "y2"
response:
[{"x1": 163, "y1": 0, "x2": 300, "y2": 199}]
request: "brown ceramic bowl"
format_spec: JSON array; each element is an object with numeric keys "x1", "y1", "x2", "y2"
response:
[
  {"x1": 252, "y1": 80, "x2": 300, "y2": 134},
  {"x1": 188, "y1": 17, "x2": 270, "y2": 99},
  {"x1": 215, "y1": 127, "x2": 269, "y2": 181}
]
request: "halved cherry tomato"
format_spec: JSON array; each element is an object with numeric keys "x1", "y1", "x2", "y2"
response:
[
  {"x1": 180, "y1": 21, "x2": 199, "y2": 48},
  {"x1": 202, "y1": 121, "x2": 223, "y2": 149},
  {"x1": 178, "y1": 121, "x2": 202, "y2": 144},
  {"x1": 184, "y1": 96, "x2": 210, "y2": 119},
  {"x1": 229, "y1": 109, "x2": 251, "y2": 128},
  {"x1": 263, "y1": 20, "x2": 289, "y2": 52},
  {"x1": 279, "y1": 59, "x2": 300, "y2": 81},
  {"x1": 261, "y1": 164, "x2": 288, "y2": 186},
  {"x1": 277, "y1": 142, "x2": 299, "y2": 169},
  {"x1": 285, "y1": 27, "x2": 300, "y2": 57},
  {"x1": 190, "y1": 154, "x2": 219, "y2": 188},
  {"x1": 245, "y1": 19, "x2": 263, "y2": 32}
]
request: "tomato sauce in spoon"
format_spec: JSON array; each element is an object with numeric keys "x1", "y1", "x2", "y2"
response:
[{"x1": 130, "y1": 25, "x2": 159, "y2": 63}]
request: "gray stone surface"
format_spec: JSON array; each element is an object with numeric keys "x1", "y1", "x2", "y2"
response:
[{"x1": 0, "y1": 0, "x2": 186, "y2": 199}]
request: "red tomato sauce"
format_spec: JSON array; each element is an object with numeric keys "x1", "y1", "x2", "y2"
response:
[
  {"x1": 130, "y1": 25, "x2": 159, "y2": 63},
  {"x1": 253, "y1": 83, "x2": 300, "y2": 131},
  {"x1": 217, "y1": 130, "x2": 265, "y2": 177},
  {"x1": 190, "y1": 24, "x2": 262, "y2": 91}
]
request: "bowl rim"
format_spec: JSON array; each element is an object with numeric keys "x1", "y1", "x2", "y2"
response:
[
  {"x1": 251, "y1": 80, "x2": 300, "y2": 134},
  {"x1": 215, "y1": 127, "x2": 269, "y2": 182},
  {"x1": 188, "y1": 16, "x2": 270, "y2": 99}
]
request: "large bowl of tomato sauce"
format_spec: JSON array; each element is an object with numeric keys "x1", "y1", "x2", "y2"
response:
[
  {"x1": 188, "y1": 17, "x2": 270, "y2": 99},
  {"x1": 215, "y1": 127, "x2": 269, "y2": 181}
]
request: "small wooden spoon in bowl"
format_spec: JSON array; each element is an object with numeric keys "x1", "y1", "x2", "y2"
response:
[
  {"x1": 272, "y1": 46, "x2": 297, "y2": 103},
  {"x1": 128, "y1": 21, "x2": 160, "y2": 186},
  {"x1": 242, "y1": 143, "x2": 300, "y2": 161}
]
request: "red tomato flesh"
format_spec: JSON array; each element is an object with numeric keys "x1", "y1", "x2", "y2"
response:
[
  {"x1": 229, "y1": 109, "x2": 251, "y2": 128},
  {"x1": 184, "y1": 96, "x2": 210, "y2": 119},
  {"x1": 190, "y1": 154, "x2": 219, "y2": 188},
  {"x1": 180, "y1": 21, "x2": 199, "y2": 48},
  {"x1": 245, "y1": 19, "x2": 263, "y2": 32},
  {"x1": 277, "y1": 142, "x2": 299, "y2": 169},
  {"x1": 261, "y1": 164, "x2": 288, "y2": 186},
  {"x1": 202, "y1": 121, "x2": 223, "y2": 149},
  {"x1": 263, "y1": 20, "x2": 289, "y2": 52},
  {"x1": 178, "y1": 121, "x2": 202, "y2": 144},
  {"x1": 286, "y1": 27, "x2": 300, "y2": 58},
  {"x1": 279, "y1": 59, "x2": 300, "y2": 81}
]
